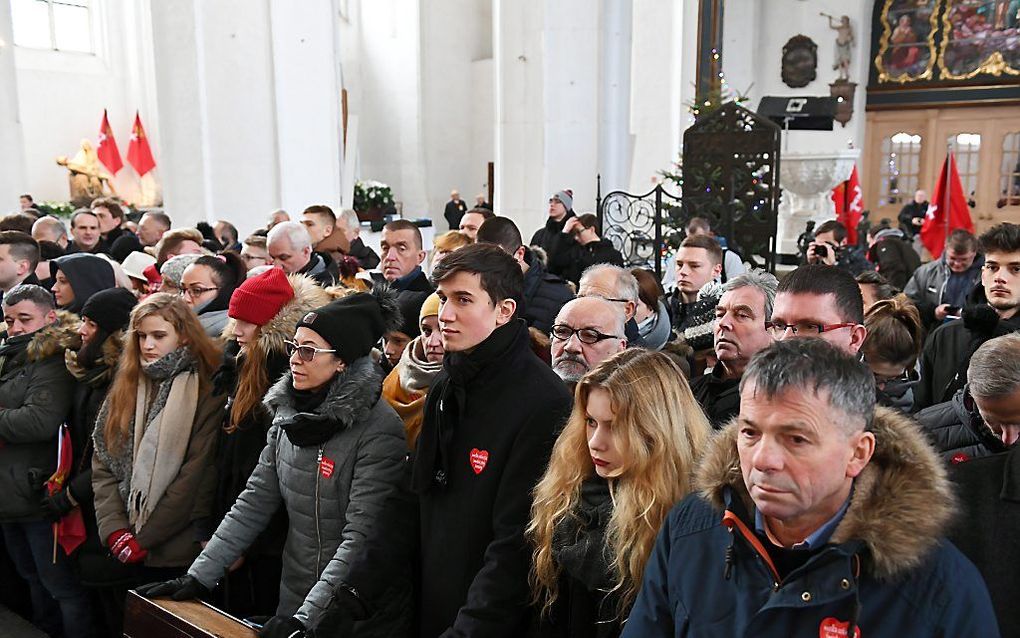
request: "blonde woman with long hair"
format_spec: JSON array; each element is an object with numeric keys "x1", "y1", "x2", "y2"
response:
[
  {"x1": 90, "y1": 293, "x2": 224, "y2": 635},
  {"x1": 528, "y1": 348, "x2": 711, "y2": 637}
]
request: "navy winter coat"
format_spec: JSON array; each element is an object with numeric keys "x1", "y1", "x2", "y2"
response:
[{"x1": 623, "y1": 407, "x2": 999, "y2": 638}]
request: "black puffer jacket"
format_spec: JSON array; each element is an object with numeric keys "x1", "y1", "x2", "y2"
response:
[
  {"x1": 531, "y1": 213, "x2": 576, "y2": 278},
  {"x1": 916, "y1": 388, "x2": 1009, "y2": 463},
  {"x1": 552, "y1": 239, "x2": 625, "y2": 287},
  {"x1": 913, "y1": 300, "x2": 1020, "y2": 412},
  {"x1": 0, "y1": 313, "x2": 77, "y2": 522},
  {"x1": 689, "y1": 367, "x2": 740, "y2": 430},
  {"x1": 522, "y1": 251, "x2": 575, "y2": 334}
]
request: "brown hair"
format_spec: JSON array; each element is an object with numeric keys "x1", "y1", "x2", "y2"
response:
[
  {"x1": 631, "y1": 268, "x2": 663, "y2": 311},
  {"x1": 102, "y1": 293, "x2": 221, "y2": 453},
  {"x1": 91, "y1": 197, "x2": 125, "y2": 220},
  {"x1": 433, "y1": 230, "x2": 472, "y2": 253},
  {"x1": 679, "y1": 234, "x2": 723, "y2": 265},
  {"x1": 383, "y1": 219, "x2": 423, "y2": 250},
  {"x1": 155, "y1": 228, "x2": 205, "y2": 266},
  {"x1": 862, "y1": 294, "x2": 924, "y2": 369}
]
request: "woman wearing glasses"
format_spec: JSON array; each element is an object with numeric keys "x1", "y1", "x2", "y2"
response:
[
  {"x1": 89, "y1": 293, "x2": 225, "y2": 635},
  {"x1": 179, "y1": 253, "x2": 248, "y2": 337},
  {"x1": 861, "y1": 294, "x2": 924, "y2": 412},
  {"x1": 205, "y1": 268, "x2": 329, "y2": 617},
  {"x1": 528, "y1": 349, "x2": 711, "y2": 637},
  {"x1": 137, "y1": 289, "x2": 413, "y2": 637}
]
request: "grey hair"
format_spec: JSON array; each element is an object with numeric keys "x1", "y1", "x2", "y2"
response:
[
  {"x1": 337, "y1": 209, "x2": 360, "y2": 232},
  {"x1": 724, "y1": 269, "x2": 779, "y2": 321},
  {"x1": 968, "y1": 333, "x2": 1020, "y2": 400},
  {"x1": 3, "y1": 283, "x2": 56, "y2": 311},
  {"x1": 267, "y1": 221, "x2": 312, "y2": 251},
  {"x1": 579, "y1": 263, "x2": 640, "y2": 303},
  {"x1": 739, "y1": 339, "x2": 876, "y2": 432},
  {"x1": 31, "y1": 216, "x2": 67, "y2": 242},
  {"x1": 555, "y1": 296, "x2": 627, "y2": 338}
]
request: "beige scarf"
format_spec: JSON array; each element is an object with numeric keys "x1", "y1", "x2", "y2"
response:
[{"x1": 127, "y1": 371, "x2": 200, "y2": 532}]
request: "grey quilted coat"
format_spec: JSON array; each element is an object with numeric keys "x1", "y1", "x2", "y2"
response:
[{"x1": 188, "y1": 356, "x2": 413, "y2": 635}]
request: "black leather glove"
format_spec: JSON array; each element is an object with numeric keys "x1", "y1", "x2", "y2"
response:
[
  {"x1": 40, "y1": 490, "x2": 75, "y2": 523},
  {"x1": 134, "y1": 574, "x2": 210, "y2": 601},
  {"x1": 258, "y1": 615, "x2": 306, "y2": 638}
]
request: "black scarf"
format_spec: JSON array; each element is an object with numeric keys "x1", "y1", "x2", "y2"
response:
[
  {"x1": 280, "y1": 381, "x2": 337, "y2": 447},
  {"x1": 411, "y1": 319, "x2": 527, "y2": 493},
  {"x1": 552, "y1": 477, "x2": 615, "y2": 592}
]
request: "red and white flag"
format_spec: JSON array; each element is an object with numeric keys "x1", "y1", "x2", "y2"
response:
[
  {"x1": 45, "y1": 425, "x2": 86, "y2": 557},
  {"x1": 126, "y1": 111, "x2": 157, "y2": 177},
  {"x1": 831, "y1": 164, "x2": 863, "y2": 245},
  {"x1": 96, "y1": 109, "x2": 123, "y2": 175},
  {"x1": 921, "y1": 152, "x2": 973, "y2": 259}
]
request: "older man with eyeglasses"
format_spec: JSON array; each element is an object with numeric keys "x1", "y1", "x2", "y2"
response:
[
  {"x1": 767, "y1": 264, "x2": 867, "y2": 355},
  {"x1": 550, "y1": 296, "x2": 627, "y2": 387}
]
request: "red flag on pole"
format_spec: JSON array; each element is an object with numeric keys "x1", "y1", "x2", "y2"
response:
[
  {"x1": 45, "y1": 424, "x2": 86, "y2": 558},
  {"x1": 126, "y1": 112, "x2": 157, "y2": 177},
  {"x1": 96, "y1": 110, "x2": 123, "y2": 175},
  {"x1": 921, "y1": 152, "x2": 974, "y2": 259},
  {"x1": 831, "y1": 164, "x2": 864, "y2": 245}
]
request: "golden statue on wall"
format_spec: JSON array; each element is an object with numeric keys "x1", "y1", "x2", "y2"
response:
[{"x1": 56, "y1": 139, "x2": 118, "y2": 207}]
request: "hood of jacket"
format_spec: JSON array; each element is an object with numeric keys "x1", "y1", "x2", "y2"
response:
[
  {"x1": 316, "y1": 228, "x2": 350, "y2": 256},
  {"x1": 695, "y1": 406, "x2": 955, "y2": 580},
  {"x1": 221, "y1": 273, "x2": 333, "y2": 356},
  {"x1": 264, "y1": 355, "x2": 383, "y2": 433},
  {"x1": 638, "y1": 300, "x2": 673, "y2": 350},
  {"x1": 51, "y1": 254, "x2": 117, "y2": 314},
  {"x1": 25, "y1": 310, "x2": 81, "y2": 363}
]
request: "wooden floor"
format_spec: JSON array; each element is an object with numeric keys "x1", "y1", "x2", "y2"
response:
[{"x1": 0, "y1": 606, "x2": 47, "y2": 637}]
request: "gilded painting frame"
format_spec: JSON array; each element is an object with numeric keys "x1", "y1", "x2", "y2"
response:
[
  {"x1": 874, "y1": 0, "x2": 940, "y2": 83},
  {"x1": 938, "y1": 0, "x2": 1020, "y2": 80}
]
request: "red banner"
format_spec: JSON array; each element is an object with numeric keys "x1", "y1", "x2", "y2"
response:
[
  {"x1": 832, "y1": 164, "x2": 863, "y2": 245},
  {"x1": 126, "y1": 111, "x2": 157, "y2": 177},
  {"x1": 921, "y1": 152, "x2": 974, "y2": 259},
  {"x1": 96, "y1": 110, "x2": 123, "y2": 175}
]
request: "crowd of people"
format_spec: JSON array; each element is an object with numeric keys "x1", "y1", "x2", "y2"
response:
[{"x1": 0, "y1": 190, "x2": 1018, "y2": 638}]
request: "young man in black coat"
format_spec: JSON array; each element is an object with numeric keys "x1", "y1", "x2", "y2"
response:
[
  {"x1": 477, "y1": 216, "x2": 574, "y2": 335},
  {"x1": 411, "y1": 243, "x2": 573, "y2": 637}
]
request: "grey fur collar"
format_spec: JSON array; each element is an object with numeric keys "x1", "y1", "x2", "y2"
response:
[{"x1": 265, "y1": 355, "x2": 382, "y2": 430}]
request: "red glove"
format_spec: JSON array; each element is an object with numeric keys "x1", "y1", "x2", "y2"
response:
[{"x1": 108, "y1": 529, "x2": 148, "y2": 564}]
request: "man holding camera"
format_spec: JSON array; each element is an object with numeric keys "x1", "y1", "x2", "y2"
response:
[{"x1": 804, "y1": 220, "x2": 873, "y2": 277}]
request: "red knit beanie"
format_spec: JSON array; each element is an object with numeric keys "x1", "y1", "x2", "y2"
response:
[{"x1": 228, "y1": 267, "x2": 295, "y2": 326}]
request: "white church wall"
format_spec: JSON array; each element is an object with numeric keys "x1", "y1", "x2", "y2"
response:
[{"x1": 0, "y1": 1, "x2": 27, "y2": 211}]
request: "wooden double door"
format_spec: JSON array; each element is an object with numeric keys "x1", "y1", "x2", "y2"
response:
[{"x1": 864, "y1": 106, "x2": 1020, "y2": 233}]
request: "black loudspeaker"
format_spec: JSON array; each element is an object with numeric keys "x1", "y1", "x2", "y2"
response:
[{"x1": 757, "y1": 96, "x2": 836, "y2": 131}]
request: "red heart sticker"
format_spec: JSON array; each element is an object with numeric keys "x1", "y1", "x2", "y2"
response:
[
  {"x1": 819, "y1": 617, "x2": 861, "y2": 638},
  {"x1": 469, "y1": 449, "x2": 489, "y2": 474},
  {"x1": 320, "y1": 456, "x2": 335, "y2": 479}
]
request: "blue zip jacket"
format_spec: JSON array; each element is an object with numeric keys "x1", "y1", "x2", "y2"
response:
[{"x1": 623, "y1": 407, "x2": 999, "y2": 638}]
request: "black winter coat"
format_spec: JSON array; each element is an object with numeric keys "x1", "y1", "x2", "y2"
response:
[
  {"x1": 412, "y1": 319, "x2": 573, "y2": 638},
  {"x1": 867, "y1": 231, "x2": 920, "y2": 290},
  {"x1": 689, "y1": 367, "x2": 740, "y2": 430},
  {"x1": 949, "y1": 447, "x2": 1020, "y2": 636},
  {"x1": 555, "y1": 239, "x2": 625, "y2": 287},
  {"x1": 914, "y1": 306, "x2": 1020, "y2": 412},
  {"x1": 916, "y1": 388, "x2": 1009, "y2": 463},
  {"x1": 530, "y1": 213, "x2": 576, "y2": 278},
  {"x1": 523, "y1": 254, "x2": 575, "y2": 334},
  {"x1": 348, "y1": 237, "x2": 380, "y2": 271},
  {"x1": 297, "y1": 251, "x2": 340, "y2": 287}
]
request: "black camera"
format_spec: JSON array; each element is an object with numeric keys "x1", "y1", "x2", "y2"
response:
[
  {"x1": 812, "y1": 244, "x2": 830, "y2": 259},
  {"x1": 945, "y1": 305, "x2": 962, "y2": 317}
]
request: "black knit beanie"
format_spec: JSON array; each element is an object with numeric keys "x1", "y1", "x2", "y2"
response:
[
  {"x1": 81, "y1": 287, "x2": 138, "y2": 334},
  {"x1": 295, "y1": 286, "x2": 401, "y2": 363}
]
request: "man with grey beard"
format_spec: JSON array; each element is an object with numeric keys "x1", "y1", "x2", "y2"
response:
[{"x1": 550, "y1": 296, "x2": 627, "y2": 389}]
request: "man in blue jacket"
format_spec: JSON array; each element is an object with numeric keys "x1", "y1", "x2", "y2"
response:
[{"x1": 624, "y1": 338, "x2": 998, "y2": 638}]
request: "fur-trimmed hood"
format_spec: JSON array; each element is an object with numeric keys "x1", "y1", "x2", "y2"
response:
[
  {"x1": 695, "y1": 406, "x2": 956, "y2": 580},
  {"x1": 65, "y1": 329, "x2": 125, "y2": 382},
  {"x1": 25, "y1": 310, "x2": 81, "y2": 363},
  {"x1": 221, "y1": 273, "x2": 332, "y2": 355},
  {"x1": 264, "y1": 355, "x2": 383, "y2": 432}
]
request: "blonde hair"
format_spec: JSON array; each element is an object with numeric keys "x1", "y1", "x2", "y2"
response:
[
  {"x1": 102, "y1": 293, "x2": 222, "y2": 453},
  {"x1": 528, "y1": 349, "x2": 711, "y2": 617}
]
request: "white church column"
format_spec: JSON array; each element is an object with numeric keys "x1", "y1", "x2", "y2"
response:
[
  {"x1": 542, "y1": 1, "x2": 600, "y2": 217},
  {"x1": 149, "y1": 0, "x2": 281, "y2": 235},
  {"x1": 0, "y1": 2, "x2": 26, "y2": 209},
  {"x1": 493, "y1": 0, "x2": 546, "y2": 234},
  {"x1": 598, "y1": 0, "x2": 632, "y2": 196}
]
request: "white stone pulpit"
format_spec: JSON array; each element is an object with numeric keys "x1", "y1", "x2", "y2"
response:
[{"x1": 776, "y1": 149, "x2": 860, "y2": 255}]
